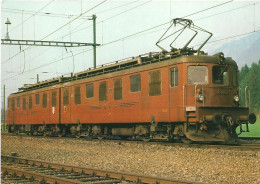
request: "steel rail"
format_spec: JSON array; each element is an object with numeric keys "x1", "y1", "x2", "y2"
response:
[
  {"x1": 1, "y1": 155, "x2": 206, "y2": 184},
  {"x1": 1, "y1": 166, "x2": 83, "y2": 184}
]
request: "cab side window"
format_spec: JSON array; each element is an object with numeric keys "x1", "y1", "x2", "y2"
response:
[
  {"x1": 170, "y1": 67, "x2": 178, "y2": 87},
  {"x1": 233, "y1": 68, "x2": 238, "y2": 86}
]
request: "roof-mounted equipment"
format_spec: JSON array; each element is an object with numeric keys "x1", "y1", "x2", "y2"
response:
[{"x1": 156, "y1": 18, "x2": 213, "y2": 56}]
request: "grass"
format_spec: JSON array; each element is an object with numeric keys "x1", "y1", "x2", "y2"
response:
[{"x1": 237, "y1": 119, "x2": 260, "y2": 137}]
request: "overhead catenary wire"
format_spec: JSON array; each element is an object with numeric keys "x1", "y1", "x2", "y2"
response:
[
  {"x1": 193, "y1": 2, "x2": 259, "y2": 22},
  {"x1": 3, "y1": 28, "x2": 260, "y2": 83},
  {"x1": 120, "y1": 2, "x2": 259, "y2": 43},
  {"x1": 1, "y1": 1, "x2": 140, "y2": 20},
  {"x1": 8, "y1": 0, "x2": 55, "y2": 33},
  {"x1": 2, "y1": 8, "x2": 91, "y2": 20},
  {"x1": 2, "y1": 0, "x2": 258, "y2": 83},
  {"x1": 2, "y1": 0, "x2": 107, "y2": 64},
  {"x1": 3, "y1": 0, "x2": 231, "y2": 65},
  {"x1": 94, "y1": 0, "x2": 140, "y2": 14},
  {"x1": 2, "y1": 0, "x2": 143, "y2": 67},
  {"x1": 1, "y1": 0, "x2": 146, "y2": 71},
  {"x1": 2, "y1": 0, "x2": 235, "y2": 81},
  {"x1": 60, "y1": 0, "x2": 233, "y2": 45},
  {"x1": 60, "y1": 0, "x2": 151, "y2": 41}
]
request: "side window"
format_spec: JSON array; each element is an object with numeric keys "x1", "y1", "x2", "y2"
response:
[
  {"x1": 99, "y1": 81, "x2": 107, "y2": 101},
  {"x1": 130, "y1": 74, "x2": 141, "y2": 92},
  {"x1": 42, "y1": 93, "x2": 47, "y2": 108},
  {"x1": 74, "y1": 86, "x2": 81, "y2": 105},
  {"x1": 233, "y1": 67, "x2": 238, "y2": 86},
  {"x1": 17, "y1": 98, "x2": 20, "y2": 108},
  {"x1": 11, "y1": 99, "x2": 15, "y2": 111},
  {"x1": 51, "y1": 91, "x2": 57, "y2": 107},
  {"x1": 29, "y1": 96, "x2": 32, "y2": 110},
  {"x1": 149, "y1": 71, "x2": 161, "y2": 96},
  {"x1": 114, "y1": 78, "x2": 122, "y2": 100},
  {"x1": 86, "y1": 84, "x2": 94, "y2": 98},
  {"x1": 22, "y1": 98, "x2": 26, "y2": 110},
  {"x1": 170, "y1": 67, "x2": 178, "y2": 87},
  {"x1": 35, "y1": 94, "x2": 40, "y2": 105},
  {"x1": 63, "y1": 88, "x2": 69, "y2": 106}
]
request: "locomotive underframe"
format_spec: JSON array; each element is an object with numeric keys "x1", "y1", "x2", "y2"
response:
[
  {"x1": 7, "y1": 106, "x2": 252, "y2": 143},
  {"x1": 183, "y1": 106, "x2": 251, "y2": 142}
]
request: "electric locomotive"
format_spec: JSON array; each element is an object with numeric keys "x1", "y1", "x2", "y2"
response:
[{"x1": 6, "y1": 19, "x2": 256, "y2": 143}]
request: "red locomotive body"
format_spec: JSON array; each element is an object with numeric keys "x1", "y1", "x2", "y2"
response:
[
  {"x1": 6, "y1": 53, "x2": 256, "y2": 142},
  {"x1": 6, "y1": 18, "x2": 256, "y2": 142}
]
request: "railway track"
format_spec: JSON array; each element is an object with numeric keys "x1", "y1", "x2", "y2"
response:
[
  {"x1": 1, "y1": 155, "x2": 206, "y2": 184},
  {"x1": 2, "y1": 132, "x2": 260, "y2": 152}
]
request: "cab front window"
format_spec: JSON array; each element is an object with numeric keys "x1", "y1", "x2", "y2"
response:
[
  {"x1": 212, "y1": 66, "x2": 229, "y2": 85},
  {"x1": 188, "y1": 66, "x2": 208, "y2": 84}
]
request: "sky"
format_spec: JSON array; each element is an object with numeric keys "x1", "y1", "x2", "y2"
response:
[{"x1": 1, "y1": 0, "x2": 260, "y2": 104}]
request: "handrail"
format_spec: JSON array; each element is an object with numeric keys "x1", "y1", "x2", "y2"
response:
[
  {"x1": 183, "y1": 85, "x2": 186, "y2": 116},
  {"x1": 245, "y1": 86, "x2": 248, "y2": 107},
  {"x1": 194, "y1": 84, "x2": 204, "y2": 108}
]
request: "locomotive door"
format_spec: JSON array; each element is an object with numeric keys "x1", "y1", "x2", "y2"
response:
[
  {"x1": 169, "y1": 66, "x2": 184, "y2": 121},
  {"x1": 49, "y1": 89, "x2": 60, "y2": 124}
]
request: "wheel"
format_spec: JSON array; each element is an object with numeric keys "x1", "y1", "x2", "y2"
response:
[
  {"x1": 167, "y1": 135, "x2": 174, "y2": 142},
  {"x1": 75, "y1": 134, "x2": 80, "y2": 139},
  {"x1": 98, "y1": 136, "x2": 104, "y2": 140},
  {"x1": 181, "y1": 138, "x2": 192, "y2": 144},
  {"x1": 142, "y1": 137, "x2": 151, "y2": 142}
]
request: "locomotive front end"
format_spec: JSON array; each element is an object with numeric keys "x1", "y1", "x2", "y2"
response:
[{"x1": 182, "y1": 53, "x2": 256, "y2": 142}]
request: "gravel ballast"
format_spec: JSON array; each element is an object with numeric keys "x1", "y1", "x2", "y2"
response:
[{"x1": 1, "y1": 133, "x2": 259, "y2": 184}]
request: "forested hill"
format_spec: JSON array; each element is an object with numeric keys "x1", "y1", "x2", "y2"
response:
[{"x1": 239, "y1": 60, "x2": 260, "y2": 118}]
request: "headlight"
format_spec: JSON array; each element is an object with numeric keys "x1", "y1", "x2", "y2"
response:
[
  {"x1": 234, "y1": 95, "x2": 239, "y2": 103},
  {"x1": 198, "y1": 94, "x2": 204, "y2": 102}
]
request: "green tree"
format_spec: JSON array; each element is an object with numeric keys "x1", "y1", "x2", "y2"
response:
[{"x1": 239, "y1": 60, "x2": 260, "y2": 117}]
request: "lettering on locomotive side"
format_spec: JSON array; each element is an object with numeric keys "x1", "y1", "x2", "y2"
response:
[
  {"x1": 216, "y1": 88, "x2": 229, "y2": 95},
  {"x1": 31, "y1": 111, "x2": 38, "y2": 115},
  {"x1": 88, "y1": 105, "x2": 101, "y2": 110}
]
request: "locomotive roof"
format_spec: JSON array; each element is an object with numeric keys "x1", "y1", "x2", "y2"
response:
[{"x1": 10, "y1": 51, "x2": 237, "y2": 97}]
